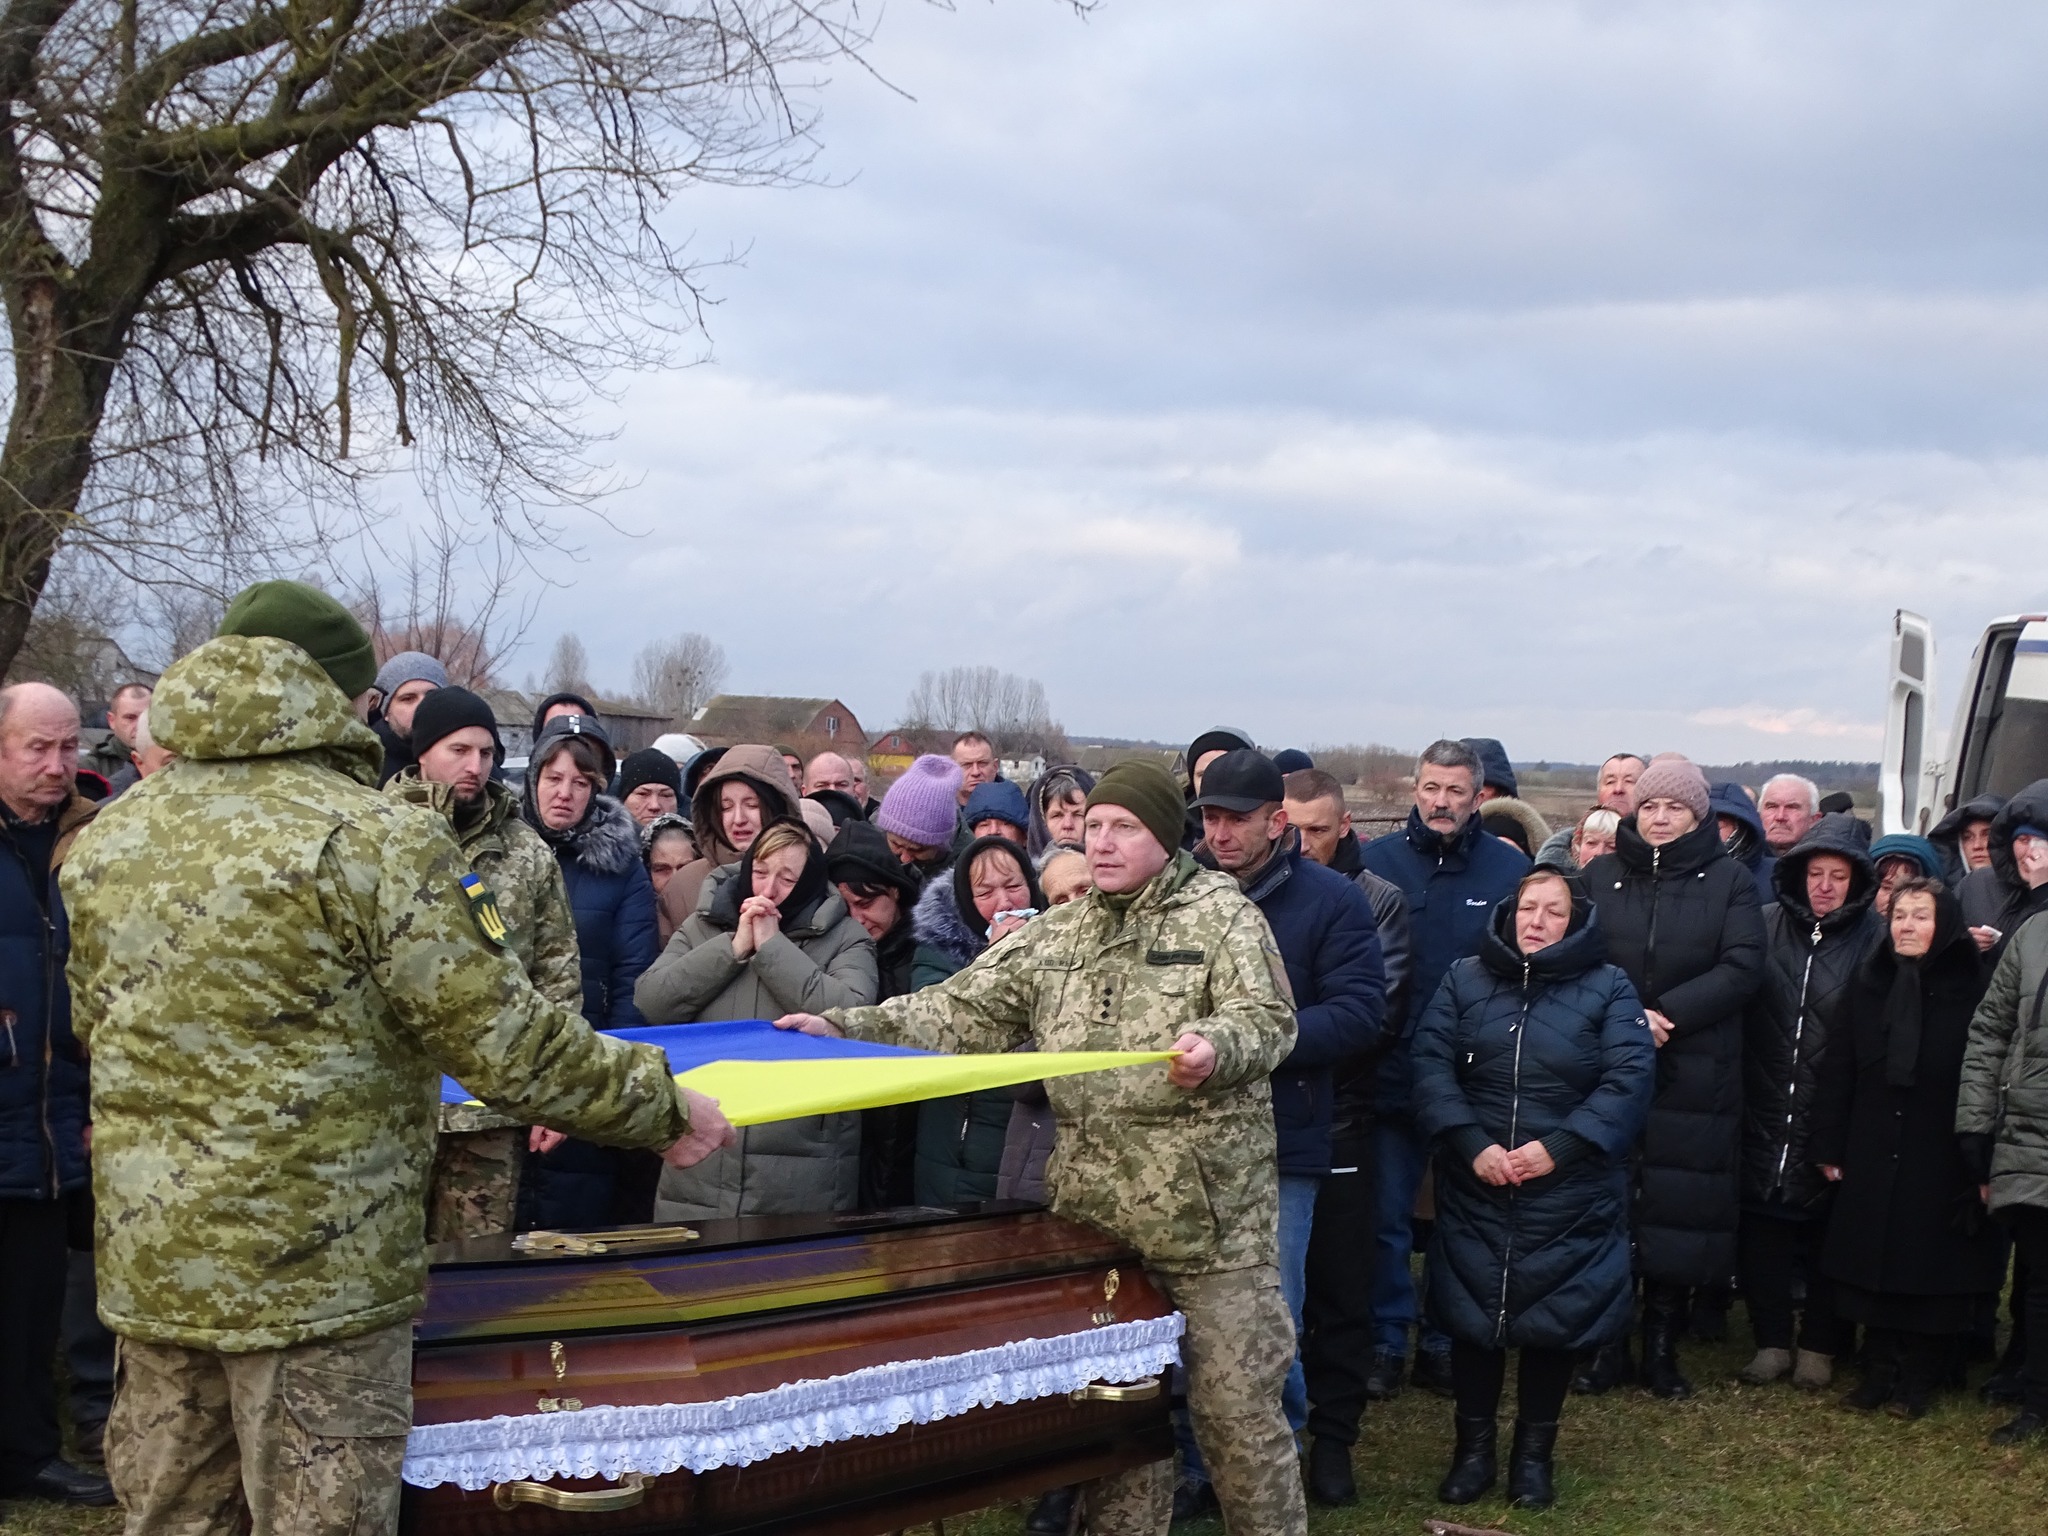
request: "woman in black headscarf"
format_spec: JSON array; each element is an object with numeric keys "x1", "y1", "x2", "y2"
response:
[{"x1": 1811, "y1": 876, "x2": 2003, "y2": 1418}]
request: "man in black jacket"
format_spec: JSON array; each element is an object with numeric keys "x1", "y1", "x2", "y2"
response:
[
  {"x1": 1285, "y1": 769, "x2": 1413, "y2": 1504},
  {"x1": 1178, "y1": 752, "x2": 1386, "y2": 1518},
  {"x1": 1738, "y1": 814, "x2": 1879, "y2": 1392}
]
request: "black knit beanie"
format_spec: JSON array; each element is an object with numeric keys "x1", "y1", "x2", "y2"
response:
[
  {"x1": 617, "y1": 747, "x2": 683, "y2": 801},
  {"x1": 409, "y1": 686, "x2": 503, "y2": 758}
]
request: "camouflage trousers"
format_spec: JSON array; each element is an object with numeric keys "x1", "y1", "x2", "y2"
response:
[
  {"x1": 1082, "y1": 1265, "x2": 1305, "y2": 1536},
  {"x1": 105, "y1": 1320, "x2": 411, "y2": 1536},
  {"x1": 426, "y1": 1127, "x2": 523, "y2": 1244}
]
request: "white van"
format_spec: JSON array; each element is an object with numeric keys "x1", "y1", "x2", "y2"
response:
[{"x1": 1882, "y1": 609, "x2": 2048, "y2": 834}]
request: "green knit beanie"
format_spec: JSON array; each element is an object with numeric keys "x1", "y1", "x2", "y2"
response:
[
  {"x1": 1086, "y1": 760, "x2": 1186, "y2": 856},
  {"x1": 216, "y1": 580, "x2": 377, "y2": 699}
]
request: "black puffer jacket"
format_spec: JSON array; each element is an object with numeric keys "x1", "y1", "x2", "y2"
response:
[
  {"x1": 1584, "y1": 814, "x2": 1766, "y2": 1287},
  {"x1": 1930, "y1": 791, "x2": 2005, "y2": 890},
  {"x1": 1958, "y1": 779, "x2": 2048, "y2": 936},
  {"x1": 1741, "y1": 815, "x2": 1881, "y2": 1215},
  {"x1": 1412, "y1": 889, "x2": 1655, "y2": 1350}
]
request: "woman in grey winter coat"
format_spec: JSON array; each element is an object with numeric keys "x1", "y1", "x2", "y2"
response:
[{"x1": 636, "y1": 819, "x2": 878, "y2": 1220}]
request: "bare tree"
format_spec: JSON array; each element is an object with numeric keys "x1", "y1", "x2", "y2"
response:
[
  {"x1": 0, "y1": 1, "x2": 970, "y2": 679},
  {"x1": 632, "y1": 631, "x2": 725, "y2": 722},
  {"x1": 902, "y1": 666, "x2": 1060, "y2": 755},
  {"x1": 347, "y1": 518, "x2": 535, "y2": 688},
  {"x1": 545, "y1": 631, "x2": 592, "y2": 696}
]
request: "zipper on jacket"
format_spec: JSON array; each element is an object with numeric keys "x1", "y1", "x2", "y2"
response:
[
  {"x1": 1497, "y1": 957, "x2": 1532, "y2": 1346},
  {"x1": 1772, "y1": 923, "x2": 1822, "y2": 1196},
  {"x1": 1644, "y1": 845, "x2": 1662, "y2": 1005}
]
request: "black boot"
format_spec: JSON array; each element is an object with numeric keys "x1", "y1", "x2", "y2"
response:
[
  {"x1": 1506, "y1": 1420, "x2": 1559, "y2": 1510},
  {"x1": 1640, "y1": 1309, "x2": 1694, "y2": 1400},
  {"x1": 1840, "y1": 1334, "x2": 1900, "y2": 1412},
  {"x1": 1306, "y1": 1436, "x2": 1357, "y2": 1507},
  {"x1": 1981, "y1": 1333, "x2": 2028, "y2": 1405},
  {"x1": 1571, "y1": 1337, "x2": 1635, "y2": 1395},
  {"x1": 1436, "y1": 1415, "x2": 1498, "y2": 1505},
  {"x1": 1024, "y1": 1485, "x2": 1077, "y2": 1534}
]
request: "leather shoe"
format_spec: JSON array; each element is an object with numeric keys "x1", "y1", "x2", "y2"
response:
[
  {"x1": 1410, "y1": 1348, "x2": 1457, "y2": 1398},
  {"x1": 1364, "y1": 1348, "x2": 1405, "y2": 1401},
  {"x1": 11, "y1": 1458, "x2": 115, "y2": 1506},
  {"x1": 1306, "y1": 1436, "x2": 1356, "y2": 1507},
  {"x1": 1025, "y1": 1485, "x2": 1078, "y2": 1534}
]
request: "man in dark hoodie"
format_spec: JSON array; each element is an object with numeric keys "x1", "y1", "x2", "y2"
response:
[
  {"x1": 1932, "y1": 792, "x2": 2006, "y2": 889},
  {"x1": 1958, "y1": 780, "x2": 2048, "y2": 947},
  {"x1": 1738, "y1": 814, "x2": 1880, "y2": 1392},
  {"x1": 1362, "y1": 740, "x2": 1529, "y2": 1400},
  {"x1": 1182, "y1": 750, "x2": 1385, "y2": 1519},
  {"x1": 1284, "y1": 768, "x2": 1413, "y2": 1504},
  {"x1": 1711, "y1": 781, "x2": 1775, "y2": 904},
  {"x1": 1461, "y1": 738, "x2": 1517, "y2": 802}
]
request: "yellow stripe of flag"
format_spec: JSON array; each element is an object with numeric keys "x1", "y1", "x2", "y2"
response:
[{"x1": 675, "y1": 1050, "x2": 1176, "y2": 1127}]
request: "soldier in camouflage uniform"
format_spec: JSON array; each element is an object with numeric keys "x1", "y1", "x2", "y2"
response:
[
  {"x1": 61, "y1": 582, "x2": 732, "y2": 1536},
  {"x1": 386, "y1": 686, "x2": 584, "y2": 1241},
  {"x1": 783, "y1": 760, "x2": 1306, "y2": 1536}
]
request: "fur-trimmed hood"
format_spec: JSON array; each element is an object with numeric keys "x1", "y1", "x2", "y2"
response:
[
  {"x1": 528, "y1": 793, "x2": 643, "y2": 877},
  {"x1": 1478, "y1": 796, "x2": 1550, "y2": 859},
  {"x1": 911, "y1": 870, "x2": 984, "y2": 970}
]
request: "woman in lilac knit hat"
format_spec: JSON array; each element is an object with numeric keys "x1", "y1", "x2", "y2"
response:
[{"x1": 876, "y1": 754, "x2": 964, "y2": 880}]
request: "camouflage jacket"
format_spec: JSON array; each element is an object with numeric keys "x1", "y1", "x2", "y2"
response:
[
  {"x1": 386, "y1": 771, "x2": 583, "y2": 1133},
  {"x1": 829, "y1": 852, "x2": 1296, "y2": 1274},
  {"x1": 62, "y1": 636, "x2": 688, "y2": 1352}
]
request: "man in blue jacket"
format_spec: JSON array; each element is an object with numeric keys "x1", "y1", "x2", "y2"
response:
[
  {"x1": 0, "y1": 684, "x2": 111, "y2": 1506},
  {"x1": 1178, "y1": 750, "x2": 1385, "y2": 1518},
  {"x1": 1361, "y1": 739, "x2": 1529, "y2": 1399}
]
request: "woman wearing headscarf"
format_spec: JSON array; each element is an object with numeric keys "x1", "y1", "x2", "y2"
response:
[
  {"x1": 1581, "y1": 757, "x2": 1765, "y2": 1398},
  {"x1": 1026, "y1": 764, "x2": 1096, "y2": 861},
  {"x1": 907, "y1": 835, "x2": 1047, "y2": 1205},
  {"x1": 660, "y1": 744, "x2": 798, "y2": 930},
  {"x1": 635, "y1": 819, "x2": 877, "y2": 1220},
  {"x1": 1813, "y1": 877, "x2": 2001, "y2": 1418},
  {"x1": 1412, "y1": 868, "x2": 1654, "y2": 1509},
  {"x1": 517, "y1": 712, "x2": 661, "y2": 1226}
]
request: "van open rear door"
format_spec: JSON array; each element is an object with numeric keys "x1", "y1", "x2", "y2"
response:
[{"x1": 1881, "y1": 610, "x2": 1935, "y2": 834}]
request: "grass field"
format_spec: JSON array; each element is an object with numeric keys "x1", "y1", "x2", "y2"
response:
[{"x1": 8, "y1": 1324, "x2": 2046, "y2": 1535}]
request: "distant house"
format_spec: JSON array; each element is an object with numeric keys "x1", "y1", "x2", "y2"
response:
[
  {"x1": 478, "y1": 689, "x2": 672, "y2": 759},
  {"x1": 690, "y1": 696, "x2": 866, "y2": 759}
]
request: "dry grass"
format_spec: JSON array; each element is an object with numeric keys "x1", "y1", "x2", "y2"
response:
[{"x1": 9, "y1": 1325, "x2": 2045, "y2": 1535}]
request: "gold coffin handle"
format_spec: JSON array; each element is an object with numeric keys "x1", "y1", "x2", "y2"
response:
[
  {"x1": 491, "y1": 1472, "x2": 652, "y2": 1512},
  {"x1": 1070, "y1": 1376, "x2": 1163, "y2": 1404}
]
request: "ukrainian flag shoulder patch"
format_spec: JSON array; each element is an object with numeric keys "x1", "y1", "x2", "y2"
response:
[{"x1": 460, "y1": 872, "x2": 510, "y2": 947}]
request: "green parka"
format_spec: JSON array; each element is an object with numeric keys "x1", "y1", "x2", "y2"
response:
[
  {"x1": 63, "y1": 636, "x2": 689, "y2": 1353},
  {"x1": 829, "y1": 852, "x2": 1297, "y2": 1275},
  {"x1": 1959, "y1": 909, "x2": 2048, "y2": 1213}
]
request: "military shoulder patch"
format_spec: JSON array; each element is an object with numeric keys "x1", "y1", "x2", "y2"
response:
[{"x1": 460, "y1": 872, "x2": 510, "y2": 947}]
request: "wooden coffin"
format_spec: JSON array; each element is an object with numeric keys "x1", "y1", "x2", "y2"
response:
[{"x1": 401, "y1": 1203, "x2": 1176, "y2": 1536}]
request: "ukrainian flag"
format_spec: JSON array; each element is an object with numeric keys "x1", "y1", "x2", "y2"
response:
[{"x1": 441, "y1": 1018, "x2": 1173, "y2": 1127}]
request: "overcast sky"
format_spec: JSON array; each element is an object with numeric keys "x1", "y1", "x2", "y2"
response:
[{"x1": 499, "y1": 0, "x2": 2048, "y2": 762}]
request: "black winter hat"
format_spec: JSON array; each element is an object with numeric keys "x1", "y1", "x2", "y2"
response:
[
  {"x1": 532, "y1": 711, "x2": 616, "y2": 785},
  {"x1": 617, "y1": 747, "x2": 682, "y2": 801},
  {"x1": 1271, "y1": 748, "x2": 1314, "y2": 774},
  {"x1": 826, "y1": 819, "x2": 922, "y2": 900},
  {"x1": 531, "y1": 690, "x2": 597, "y2": 739},
  {"x1": 1185, "y1": 726, "x2": 1256, "y2": 789},
  {"x1": 409, "y1": 687, "x2": 503, "y2": 758},
  {"x1": 1190, "y1": 748, "x2": 1286, "y2": 814},
  {"x1": 807, "y1": 788, "x2": 867, "y2": 829}
]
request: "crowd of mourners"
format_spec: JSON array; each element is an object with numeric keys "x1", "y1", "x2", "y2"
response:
[{"x1": 6, "y1": 651, "x2": 2048, "y2": 1526}]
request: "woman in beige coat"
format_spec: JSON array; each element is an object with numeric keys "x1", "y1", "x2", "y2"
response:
[{"x1": 635, "y1": 820, "x2": 878, "y2": 1219}]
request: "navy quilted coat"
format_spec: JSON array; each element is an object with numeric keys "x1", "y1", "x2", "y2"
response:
[{"x1": 1412, "y1": 895, "x2": 1656, "y2": 1350}]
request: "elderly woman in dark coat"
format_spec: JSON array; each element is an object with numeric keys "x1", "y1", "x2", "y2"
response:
[
  {"x1": 1812, "y1": 877, "x2": 2001, "y2": 1418},
  {"x1": 1412, "y1": 869, "x2": 1654, "y2": 1511},
  {"x1": 1581, "y1": 757, "x2": 1765, "y2": 1399}
]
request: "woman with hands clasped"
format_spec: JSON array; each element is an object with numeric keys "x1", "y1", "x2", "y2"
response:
[
  {"x1": 633, "y1": 818, "x2": 878, "y2": 1221},
  {"x1": 1411, "y1": 869, "x2": 1655, "y2": 1512}
]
